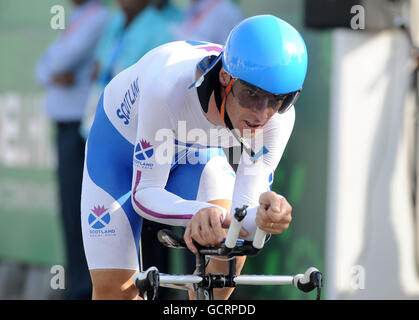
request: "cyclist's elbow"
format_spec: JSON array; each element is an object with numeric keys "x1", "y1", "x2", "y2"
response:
[
  {"x1": 131, "y1": 187, "x2": 149, "y2": 219},
  {"x1": 131, "y1": 186, "x2": 165, "y2": 224}
]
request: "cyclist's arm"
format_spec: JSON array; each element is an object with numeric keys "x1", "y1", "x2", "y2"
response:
[{"x1": 233, "y1": 108, "x2": 295, "y2": 239}]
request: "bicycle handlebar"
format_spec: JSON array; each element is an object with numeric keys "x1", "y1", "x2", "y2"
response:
[
  {"x1": 134, "y1": 266, "x2": 160, "y2": 300},
  {"x1": 252, "y1": 227, "x2": 268, "y2": 249},
  {"x1": 224, "y1": 205, "x2": 269, "y2": 253},
  {"x1": 133, "y1": 266, "x2": 323, "y2": 300},
  {"x1": 224, "y1": 206, "x2": 247, "y2": 249},
  {"x1": 134, "y1": 205, "x2": 323, "y2": 300},
  {"x1": 293, "y1": 267, "x2": 323, "y2": 300},
  {"x1": 158, "y1": 205, "x2": 269, "y2": 255}
]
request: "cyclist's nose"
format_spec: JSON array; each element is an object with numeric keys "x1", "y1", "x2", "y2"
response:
[{"x1": 249, "y1": 99, "x2": 271, "y2": 120}]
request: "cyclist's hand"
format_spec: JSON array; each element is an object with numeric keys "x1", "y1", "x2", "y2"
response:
[
  {"x1": 184, "y1": 207, "x2": 226, "y2": 254},
  {"x1": 256, "y1": 191, "x2": 292, "y2": 234}
]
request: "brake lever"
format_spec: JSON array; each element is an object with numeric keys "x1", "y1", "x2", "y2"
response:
[
  {"x1": 135, "y1": 267, "x2": 160, "y2": 300},
  {"x1": 293, "y1": 267, "x2": 323, "y2": 300}
]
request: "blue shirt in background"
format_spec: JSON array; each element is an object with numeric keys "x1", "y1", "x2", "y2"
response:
[
  {"x1": 94, "y1": 5, "x2": 177, "y2": 88},
  {"x1": 35, "y1": 0, "x2": 108, "y2": 122},
  {"x1": 80, "y1": 3, "x2": 179, "y2": 139}
]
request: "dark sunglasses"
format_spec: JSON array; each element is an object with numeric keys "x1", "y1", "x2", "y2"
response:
[{"x1": 230, "y1": 79, "x2": 300, "y2": 114}]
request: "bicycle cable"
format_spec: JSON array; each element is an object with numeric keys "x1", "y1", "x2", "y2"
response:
[{"x1": 207, "y1": 255, "x2": 236, "y2": 262}]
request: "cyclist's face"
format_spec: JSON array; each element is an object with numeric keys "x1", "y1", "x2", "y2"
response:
[{"x1": 220, "y1": 71, "x2": 277, "y2": 137}]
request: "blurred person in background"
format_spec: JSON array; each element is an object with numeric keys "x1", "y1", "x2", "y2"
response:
[
  {"x1": 34, "y1": 0, "x2": 108, "y2": 299},
  {"x1": 152, "y1": 0, "x2": 181, "y2": 23},
  {"x1": 89, "y1": 0, "x2": 176, "y2": 99},
  {"x1": 81, "y1": 0, "x2": 176, "y2": 138},
  {"x1": 80, "y1": 0, "x2": 178, "y2": 299},
  {"x1": 171, "y1": 0, "x2": 244, "y2": 45}
]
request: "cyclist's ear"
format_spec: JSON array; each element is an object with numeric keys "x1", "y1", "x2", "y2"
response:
[{"x1": 219, "y1": 67, "x2": 232, "y2": 87}]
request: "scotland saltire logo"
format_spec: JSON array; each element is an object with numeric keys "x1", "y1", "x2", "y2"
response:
[
  {"x1": 88, "y1": 205, "x2": 110, "y2": 229},
  {"x1": 88, "y1": 205, "x2": 116, "y2": 236},
  {"x1": 134, "y1": 139, "x2": 154, "y2": 169},
  {"x1": 135, "y1": 140, "x2": 154, "y2": 161}
]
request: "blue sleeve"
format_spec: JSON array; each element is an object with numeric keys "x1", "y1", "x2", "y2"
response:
[{"x1": 34, "y1": 47, "x2": 55, "y2": 87}]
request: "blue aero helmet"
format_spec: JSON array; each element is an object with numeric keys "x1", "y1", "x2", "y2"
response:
[{"x1": 221, "y1": 14, "x2": 308, "y2": 114}]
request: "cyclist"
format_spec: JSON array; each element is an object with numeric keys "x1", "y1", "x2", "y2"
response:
[{"x1": 81, "y1": 14, "x2": 308, "y2": 300}]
